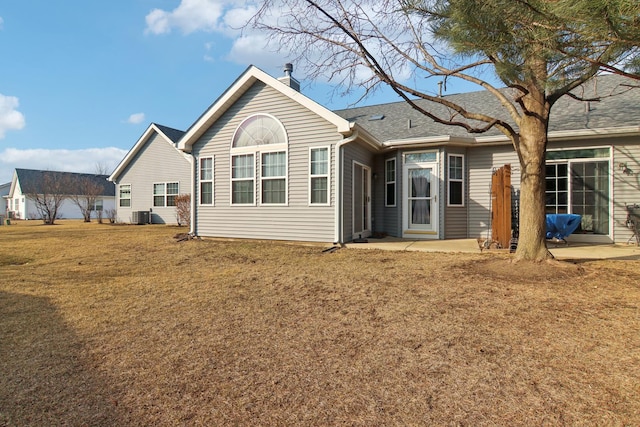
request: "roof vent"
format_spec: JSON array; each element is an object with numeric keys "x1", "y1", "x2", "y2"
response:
[{"x1": 369, "y1": 114, "x2": 385, "y2": 121}]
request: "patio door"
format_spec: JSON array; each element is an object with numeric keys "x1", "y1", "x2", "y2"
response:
[
  {"x1": 403, "y1": 156, "x2": 439, "y2": 238},
  {"x1": 353, "y1": 162, "x2": 371, "y2": 239}
]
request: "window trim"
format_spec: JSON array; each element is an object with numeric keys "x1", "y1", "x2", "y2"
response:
[
  {"x1": 447, "y1": 154, "x2": 465, "y2": 207},
  {"x1": 231, "y1": 113, "x2": 288, "y2": 149},
  {"x1": 309, "y1": 146, "x2": 330, "y2": 206},
  {"x1": 385, "y1": 157, "x2": 396, "y2": 207},
  {"x1": 153, "y1": 182, "x2": 179, "y2": 207},
  {"x1": 260, "y1": 150, "x2": 288, "y2": 206},
  {"x1": 199, "y1": 156, "x2": 214, "y2": 206},
  {"x1": 119, "y1": 184, "x2": 131, "y2": 208},
  {"x1": 92, "y1": 199, "x2": 104, "y2": 212},
  {"x1": 230, "y1": 153, "x2": 256, "y2": 206},
  {"x1": 230, "y1": 114, "x2": 288, "y2": 206}
]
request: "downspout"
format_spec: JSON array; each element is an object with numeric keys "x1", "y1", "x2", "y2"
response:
[
  {"x1": 334, "y1": 130, "x2": 359, "y2": 245},
  {"x1": 189, "y1": 154, "x2": 196, "y2": 236}
]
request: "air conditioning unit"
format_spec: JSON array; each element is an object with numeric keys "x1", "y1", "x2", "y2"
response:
[{"x1": 131, "y1": 211, "x2": 150, "y2": 225}]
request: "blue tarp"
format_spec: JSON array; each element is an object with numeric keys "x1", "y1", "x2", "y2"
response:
[{"x1": 546, "y1": 214, "x2": 582, "y2": 240}]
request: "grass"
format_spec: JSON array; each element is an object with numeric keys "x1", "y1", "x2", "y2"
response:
[{"x1": 1, "y1": 220, "x2": 639, "y2": 426}]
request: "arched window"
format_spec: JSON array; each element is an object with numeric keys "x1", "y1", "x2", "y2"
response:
[{"x1": 230, "y1": 114, "x2": 288, "y2": 205}]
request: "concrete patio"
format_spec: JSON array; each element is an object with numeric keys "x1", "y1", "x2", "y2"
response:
[{"x1": 343, "y1": 237, "x2": 640, "y2": 261}]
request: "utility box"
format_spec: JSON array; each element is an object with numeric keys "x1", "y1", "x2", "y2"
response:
[{"x1": 131, "y1": 211, "x2": 150, "y2": 225}]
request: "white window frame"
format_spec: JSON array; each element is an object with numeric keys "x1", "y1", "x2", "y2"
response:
[
  {"x1": 119, "y1": 184, "x2": 131, "y2": 208},
  {"x1": 260, "y1": 150, "x2": 288, "y2": 205},
  {"x1": 230, "y1": 153, "x2": 256, "y2": 206},
  {"x1": 230, "y1": 114, "x2": 288, "y2": 206},
  {"x1": 199, "y1": 156, "x2": 214, "y2": 206},
  {"x1": 309, "y1": 146, "x2": 330, "y2": 206},
  {"x1": 153, "y1": 182, "x2": 179, "y2": 207},
  {"x1": 385, "y1": 157, "x2": 396, "y2": 207},
  {"x1": 447, "y1": 154, "x2": 465, "y2": 207}
]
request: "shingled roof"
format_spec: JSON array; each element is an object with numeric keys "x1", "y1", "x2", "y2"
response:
[
  {"x1": 153, "y1": 123, "x2": 185, "y2": 145},
  {"x1": 334, "y1": 74, "x2": 640, "y2": 143},
  {"x1": 15, "y1": 169, "x2": 115, "y2": 197}
]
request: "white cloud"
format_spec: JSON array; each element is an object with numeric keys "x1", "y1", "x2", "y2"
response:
[
  {"x1": 226, "y1": 34, "x2": 287, "y2": 69},
  {"x1": 126, "y1": 113, "x2": 146, "y2": 124},
  {"x1": 0, "y1": 16, "x2": 4, "y2": 30},
  {"x1": 0, "y1": 94, "x2": 26, "y2": 139},
  {"x1": 145, "y1": 0, "x2": 226, "y2": 35},
  {"x1": 0, "y1": 147, "x2": 128, "y2": 183},
  {"x1": 144, "y1": 1, "x2": 273, "y2": 66}
]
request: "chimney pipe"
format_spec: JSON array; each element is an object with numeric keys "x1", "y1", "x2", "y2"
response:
[
  {"x1": 278, "y1": 63, "x2": 300, "y2": 92},
  {"x1": 284, "y1": 63, "x2": 293, "y2": 77}
]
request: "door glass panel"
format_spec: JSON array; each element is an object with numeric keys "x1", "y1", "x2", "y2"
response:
[
  {"x1": 408, "y1": 168, "x2": 432, "y2": 227},
  {"x1": 570, "y1": 161, "x2": 609, "y2": 234},
  {"x1": 363, "y1": 171, "x2": 369, "y2": 231},
  {"x1": 354, "y1": 164, "x2": 363, "y2": 233}
]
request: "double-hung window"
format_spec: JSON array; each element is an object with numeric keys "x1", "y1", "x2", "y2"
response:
[
  {"x1": 262, "y1": 151, "x2": 287, "y2": 204},
  {"x1": 119, "y1": 184, "x2": 131, "y2": 207},
  {"x1": 231, "y1": 154, "x2": 255, "y2": 205},
  {"x1": 200, "y1": 157, "x2": 213, "y2": 205},
  {"x1": 385, "y1": 158, "x2": 396, "y2": 207},
  {"x1": 153, "y1": 182, "x2": 179, "y2": 207},
  {"x1": 231, "y1": 114, "x2": 288, "y2": 206},
  {"x1": 310, "y1": 147, "x2": 329, "y2": 205},
  {"x1": 448, "y1": 154, "x2": 464, "y2": 206}
]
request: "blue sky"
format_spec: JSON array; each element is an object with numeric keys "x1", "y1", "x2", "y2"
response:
[{"x1": 0, "y1": 0, "x2": 485, "y2": 184}]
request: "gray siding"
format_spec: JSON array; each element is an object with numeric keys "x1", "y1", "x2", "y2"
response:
[
  {"x1": 467, "y1": 136, "x2": 640, "y2": 243},
  {"x1": 467, "y1": 144, "x2": 520, "y2": 240},
  {"x1": 444, "y1": 147, "x2": 469, "y2": 239},
  {"x1": 115, "y1": 132, "x2": 192, "y2": 224},
  {"x1": 192, "y1": 82, "x2": 341, "y2": 243},
  {"x1": 372, "y1": 151, "x2": 401, "y2": 237},
  {"x1": 612, "y1": 137, "x2": 640, "y2": 244},
  {"x1": 342, "y1": 141, "x2": 376, "y2": 242}
]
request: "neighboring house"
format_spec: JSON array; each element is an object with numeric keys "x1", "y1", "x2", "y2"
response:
[
  {"x1": 108, "y1": 123, "x2": 191, "y2": 224},
  {"x1": 1, "y1": 181, "x2": 10, "y2": 213},
  {"x1": 1, "y1": 182, "x2": 10, "y2": 219},
  {"x1": 6, "y1": 169, "x2": 115, "y2": 220},
  {"x1": 124, "y1": 65, "x2": 640, "y2": 244}
]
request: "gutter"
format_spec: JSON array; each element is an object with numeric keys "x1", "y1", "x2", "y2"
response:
[{"x1": 334, "y1": 130, "x2": 360, "y2": 245}]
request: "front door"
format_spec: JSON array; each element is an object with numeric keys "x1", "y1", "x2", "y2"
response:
[
  {"x1": 353, "y1": 162, "x2": 371, "y2": 239},
  {"x1": 403, "y1": 157, "x2": 439, "y2": 238}
]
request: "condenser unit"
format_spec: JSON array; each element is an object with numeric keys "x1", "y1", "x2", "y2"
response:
[{"x1": 131, "y1": 211, "x2": 150, "y2": 225}]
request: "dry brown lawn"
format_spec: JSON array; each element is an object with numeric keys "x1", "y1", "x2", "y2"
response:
[{"x1": 1, "y1": 220, "x2": 639, "y2": 426}]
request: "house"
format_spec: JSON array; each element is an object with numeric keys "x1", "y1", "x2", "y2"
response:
[
  {"x1": 1, "y1": 182, "x2": 10, "y2": 221},
  {"x1": 108, "y1": 123, "x2": 191, "y2": 224},
  {"x1": 122, "y1": 65, "x2": 640, "y2": 244},
  {"x1": 6, "y1": 169, "x2": 115, "y2": 220}
]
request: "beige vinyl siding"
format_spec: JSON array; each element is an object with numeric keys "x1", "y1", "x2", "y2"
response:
[
  {"x1": 115, "y1": 132, "x2": 191, "y2": 224},
  {"x1": 444, "y1": 147, "x2": 469, "y2": 239},
  {"x1": 192, "y1": 82, "x2": 341, "y2": 242}
]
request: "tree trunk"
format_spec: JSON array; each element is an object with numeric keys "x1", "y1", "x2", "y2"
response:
[{"x1": 513, "y1": 111, "x2": 553, "y2": 262}]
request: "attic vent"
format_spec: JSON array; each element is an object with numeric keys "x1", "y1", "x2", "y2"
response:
[{"x1": 369, "y1": 114, "x2": 385, "y2": 121}]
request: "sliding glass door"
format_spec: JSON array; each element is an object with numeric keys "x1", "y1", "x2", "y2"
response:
[{"x1": 545, "y1": 148, "x2": 611, "y2": 237}]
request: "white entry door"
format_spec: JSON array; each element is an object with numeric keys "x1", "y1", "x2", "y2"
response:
[
  {"x1": 403, "y1": 160, "x2": 439, "y2": 238},
  {"x1": 353, "y1": 162, "x2": 371, "y2": 239}
]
